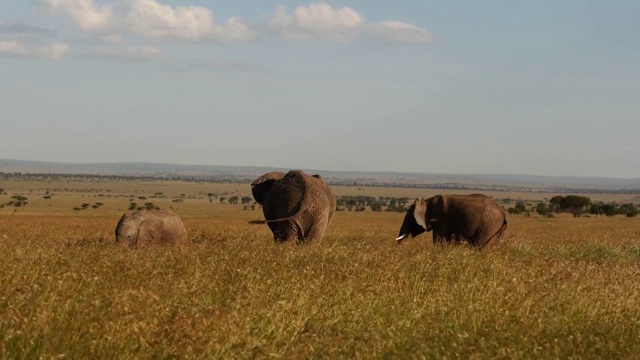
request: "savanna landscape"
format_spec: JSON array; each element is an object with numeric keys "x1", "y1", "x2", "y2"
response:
[
  {"x1": 1, "y1": 174, "x2": 639, "y2": 359},
  {"x1": 3, "y1": 0, "x2": 640, "y2": 358}
]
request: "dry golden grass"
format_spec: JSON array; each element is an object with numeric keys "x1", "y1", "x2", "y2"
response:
[{"x1": 1, "y1": 179, "x2": 640, "y2": 358}]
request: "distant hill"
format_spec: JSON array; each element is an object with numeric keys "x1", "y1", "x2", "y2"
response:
[{"x1": 1, "y1": 159, "x2": 639, "y2": 193}]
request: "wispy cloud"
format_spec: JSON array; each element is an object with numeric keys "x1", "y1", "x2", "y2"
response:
[
  {"x1": 165, "y1": 59, "x2": 273, "y2": 76},
  {"x1": 368, "y1": 21, "x2": 433, "y2": 44},
  {"x1": 39, "y1": 0, "x2": 255, "y2": 44},
  {"x1": 69, "y1": 34, "x2": 126, "y2": 46},
  {"x1": 267, "y1": 3, "x2": 433, "y2": 44},
  {"x1": 78, "y1": 45, "x2": 164, "y2": 63},
  {"x1": 0, "y1": 40, "x2": 69, "y2": 60},
  {"x1": 0, "y1": 22, "x2": 52, "y2": 35},
  {"x1": 0, "y1": 40, "x2": 27, "y2": 56}
]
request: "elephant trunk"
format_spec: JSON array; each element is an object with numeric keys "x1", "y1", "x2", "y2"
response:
[{"x1": 395, "y1": 204, "x2": 427, "y2": 242}]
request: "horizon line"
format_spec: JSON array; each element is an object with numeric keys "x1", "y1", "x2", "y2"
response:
[{"x1": 1, "y1": 158, "x2": 640, "y2": 181}]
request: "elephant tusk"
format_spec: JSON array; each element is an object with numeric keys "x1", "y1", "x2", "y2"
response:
[{"x1": 395, "y1": 234, "x2": 408, "y2": 241}]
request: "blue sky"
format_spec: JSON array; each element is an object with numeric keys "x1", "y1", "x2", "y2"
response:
[{"x1": 0, "y1": 1, "x2": 639, "y2": 178}]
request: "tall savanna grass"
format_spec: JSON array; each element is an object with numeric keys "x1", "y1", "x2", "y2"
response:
[{"x1": 1, "y1": 210, "x2": 640, "y2": 358}]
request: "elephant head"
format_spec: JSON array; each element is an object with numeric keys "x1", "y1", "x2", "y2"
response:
[
  {"x1": 396, "y1": 196, "x2": 446, "y2": 242},
  {"x1": 251, "y1": 171, "x2": 286, "y2": 205},
  {"x1": 115, "y1": 213, "x2": 140, "y2": 245}
]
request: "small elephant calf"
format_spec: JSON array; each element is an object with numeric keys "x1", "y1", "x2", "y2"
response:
[{"x1": 115, "y1": 209, "x2": 188, "y2": 246}]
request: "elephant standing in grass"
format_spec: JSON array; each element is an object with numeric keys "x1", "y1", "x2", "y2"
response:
[
  {"x1": 251, "y1": 170, "x2": 336, "y2": 244},
  {"x1": 396, "y1": 194, "x2": 507, "y2": 248},
  {"x1": 115, "y1": 209, "x2": 188, "y2": 246}
]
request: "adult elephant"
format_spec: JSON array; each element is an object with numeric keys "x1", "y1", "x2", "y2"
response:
[
  {"x1": 251, "y1": 170, "x2": 336, "y2": 244},
  {"x1": 395, "y1": 194, "x2": 507, "y2": 248}
]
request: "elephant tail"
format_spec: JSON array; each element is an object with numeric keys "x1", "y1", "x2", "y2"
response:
[
  {"x1": 264, "y1": 208, "x2": 306, "y2": 224},
  {"x1": 482, "y1": 217, "x2": 507, "y2": 249}
]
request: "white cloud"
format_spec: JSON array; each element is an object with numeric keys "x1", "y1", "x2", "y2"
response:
[
  {"x1": 268, "y1": 3, "x2": 363, "y2": 44},
  {"x1": 80, "y1": 45, "x2": 164, "y2": 62},
  {"x1": 43, "y1": 0, "x2": 114, "y2": 32},
  {"x1": 41, "y1": 0, "x2": 255, "y2": 44},
  {"x1": 40, "y1": 1, "x2": 431, "y2": 46},
  {"x1": 0, "y1": 40, "x2": 69, "y2": 60},
  {"x1": 268, "y1": 2, "x2": 432, "y2": 44}
]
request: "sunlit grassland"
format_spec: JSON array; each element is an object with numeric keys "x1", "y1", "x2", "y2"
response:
[{"x1": 1, "y1": 179, "x2": 640, "y2": 358}]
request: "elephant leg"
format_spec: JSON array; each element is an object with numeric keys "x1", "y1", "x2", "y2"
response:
[
  {"x1": 451, "y1": 233, "x2": 465, "y2": 244},
  {"x1": 475, "y1": 229, "x2": 501, "y2": 248},
  {"x1": 432, "y1": 231, "x2": 450, "y2": 244},
  {"x1": 267, "y1": 222, "x2": 282, "y2": 242},
  {"x1": 303, "y1": 219, "x2": 328, "y2": 243},
  {"x1": 274, "y1": 221, "x2": 300, "y2": 243}
]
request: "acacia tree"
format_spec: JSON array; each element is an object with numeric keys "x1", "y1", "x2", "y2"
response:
[
  {"x1": 619, "y1": 203, "x2": 639, "y2": 217},
  {"x1": 559, "y1": 195, "x2": 591, "y2": 217},
  {"x1": 590, "y1": 204, "x2": 603, "y2": 217},
  {"x1": 535, "y1": 202, "x2": 551, "y2": 217},
  {"x1": 11, "y1": 195, "x2": 28, "y2": 207}
]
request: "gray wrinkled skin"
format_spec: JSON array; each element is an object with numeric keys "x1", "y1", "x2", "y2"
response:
[
  {"x1": 251, "y1": 170, "x2": 336, "y2": 244},
  {"x1": 115, "y1": 209, "x2": 188, "y2": 246},
  {"x1": 397, "y1": 194, "x2": 507, "y2": 248}
]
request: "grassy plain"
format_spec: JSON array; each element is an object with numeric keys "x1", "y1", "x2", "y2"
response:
[{"x1": 1, "y1": 179, "x2": 640, "y2": 359}]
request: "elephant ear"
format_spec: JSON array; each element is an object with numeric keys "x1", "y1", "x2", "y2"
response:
[
  {"x1": 413, "y1": 199, "x2": 428, "y2": 230},
  {"x1": 251, "y1": 172, "x2": 286, "y2": 205},
  {"x1": 115, "y1": 213, "x2": 127, "y2": 242},
  {"x1": 427, "y1": 195, "x2": 448, "y2": 220}
]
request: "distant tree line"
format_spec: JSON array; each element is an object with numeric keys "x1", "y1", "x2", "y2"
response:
[
  {"x1": 508, "y1": 195, "x2": 639, "y2": 218},
  {"x1": 335, "y1": 196, "x2": 411, "y2": 212},
  {"x1": 589, "y1": 202, "x2": 639, "y2": 218}
]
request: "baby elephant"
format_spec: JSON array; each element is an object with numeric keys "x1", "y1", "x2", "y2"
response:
[{"x1": 115, "y1": 209, "x2": 188, "y2": 246}]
